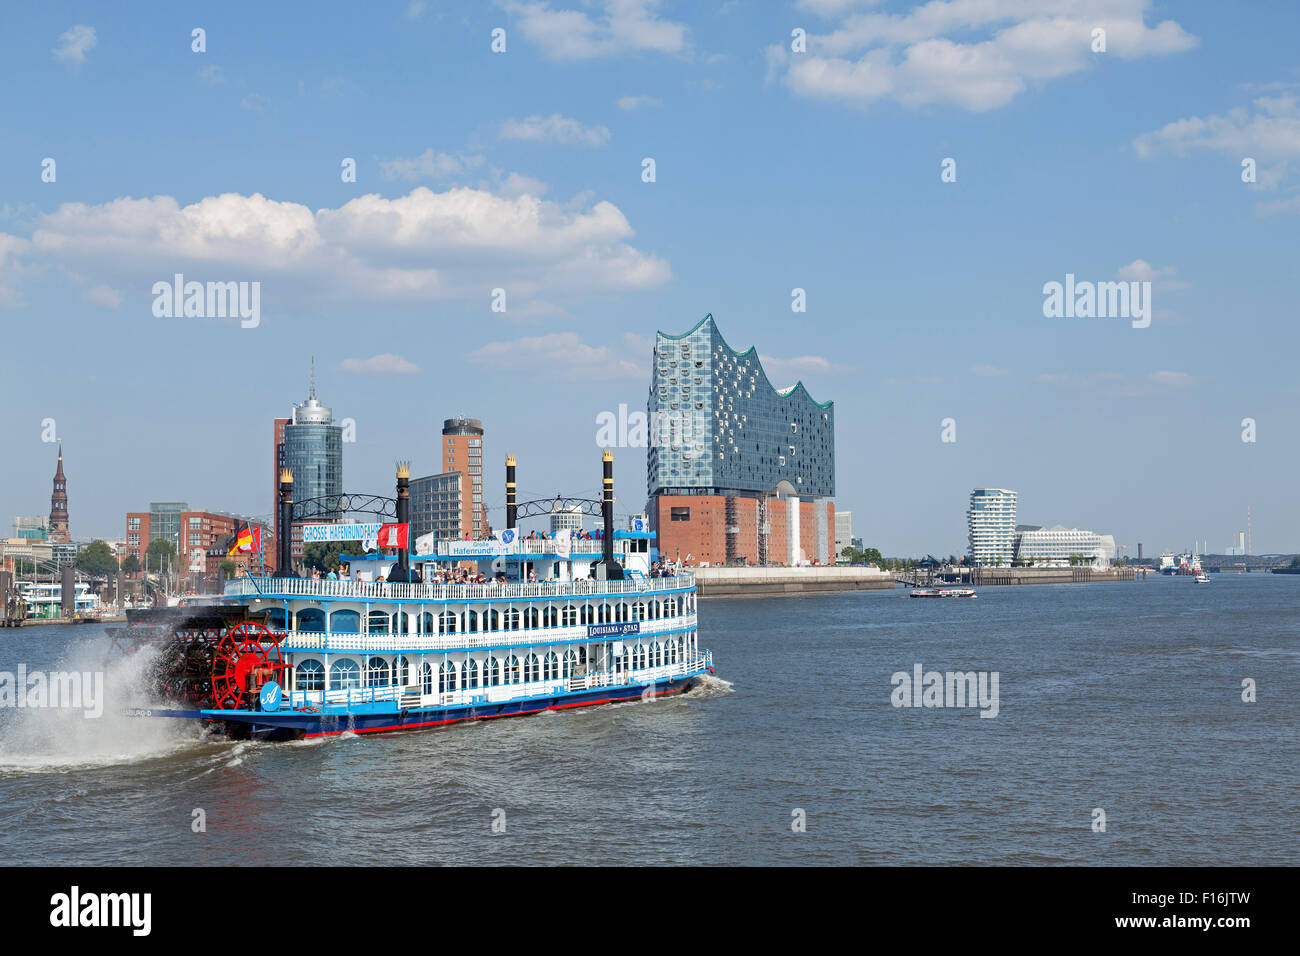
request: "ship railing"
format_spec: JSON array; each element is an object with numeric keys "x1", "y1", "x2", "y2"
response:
[
  {"x1": 278, "y1": 651, "x2": 713, "y2": 712},
  {"x1": 278, "y1": 613, "x2": 697, "y2": 652},
  {"x1": 225, "y1": 573, "x2": 694, "y2": 602}
]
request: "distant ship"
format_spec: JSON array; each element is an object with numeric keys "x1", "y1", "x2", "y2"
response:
[
  {"x1": 910, "y1": 587, "x2": 977, "y2": 598},
  {"x1": 1159, "y1": 552, "x2": 1201, "y2": 575}
]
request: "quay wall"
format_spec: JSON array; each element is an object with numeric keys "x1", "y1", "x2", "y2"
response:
[
  {"x1": 693, "y1": 566, "x2": 894, "y2": 597},
  {"x1": 932, "y1": 567, "x2": 1138, "y2": 586}
]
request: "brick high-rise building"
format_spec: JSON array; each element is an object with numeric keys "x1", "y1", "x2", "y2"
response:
[
  {"x1": 47, "y1": 445, "x2": 70, "y2": 543},
  {"x1": 646, "y1": 315, "x2": 836, "y2": 566},
  {"x1": 441, "y1": 418, "x2": 487, "y2": 538}
]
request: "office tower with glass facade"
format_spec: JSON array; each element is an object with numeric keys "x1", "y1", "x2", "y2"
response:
[
  {"x1": 647, "y1": 314, "x2": 836, "y2": 566},
  {"x1": 968, "y1": 488, "x2": 1018, "y2": 566},
  {"x1": 282, "y1": 386, "x2": 343, "y2": 562},
  {"x1": 410, "y1": 471, "x2": 465, "y2": 546}
]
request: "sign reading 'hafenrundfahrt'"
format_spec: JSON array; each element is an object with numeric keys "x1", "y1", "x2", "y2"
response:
[{"x1": 301, "y1": 523, "x2": 382, "y2": 543}]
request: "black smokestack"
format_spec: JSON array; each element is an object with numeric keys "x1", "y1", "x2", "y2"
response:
[
  {"x1": 602, "y1": 450, "x2": 622, "y2": 579},
  {"x1": 506, "y1": 455, "x2": 517, "y2": 530},
  {"x1": 396, "y1": 461, "x2": 411, "y2": 577},
  {"x1": 278, "y1": 468, "x2": 294, "y2": 576}
]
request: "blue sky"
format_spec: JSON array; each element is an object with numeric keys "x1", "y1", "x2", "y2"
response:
[{"x1": 2, "y1": 1, "x2": 1298, "y2": 556}]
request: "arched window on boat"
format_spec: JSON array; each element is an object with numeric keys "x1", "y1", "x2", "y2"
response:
[
  {"x1": 421, "y1": 662, "x2": 434, "y2": 695},
  {"x1": 525, "y1": 654, "x2": 539, "y2": 682},
  {"x1": 543, "y1": 652, "x2": 558, "y2": 681},
  {"x1": 265, "y1": 608, "x2": 288, "y2": 630},
  {"x1": 297, "y1": 607, "x2": 326, "y2": 632},
  {"x1": 465, "y1": 658, "x2": 480, "y2": 689},
  {"x1": 563, "y1": 649, "x2": 577, "y2": 678},
  {"x1": 330, "y1": 609, "x2": 361, "y2": 634},
  {"x1": 651, "y1": 601, "x2": 662, "y2": 620},
  {"x1": 367, "y1": 610, "x2": 391, "y2": 634},
  {"x1": 580, "y1": 604, "x2": 595, "y2": 625},
  {"x1": 631, "y1": 602, "x2": 646, "y2": 621},
  {"x1": 419, "y1": 612, "x2": 435, "y2": 635},
  {"x1": 561, "y1": 605, "x2": 578, "y2": 627},
  {"x1": 397, "y1": 656, "x2": 417, "y2": 687},
  {"x1": 330, "y1": 659, "x2": 361, "y2": 690},
  {"x1": 598, "y1": 603, "x2": 613, "y2": 623},
  {"x1": 463, "y1": 610, "x2": 479, "y2": 633},
  {"x1": 485, "y1": 609, "x2": 499, "y2": 632},
  {"x1": 668, "y1": 640, "x2": 678, "y2": 664},
  {"x1": 439, "y1": 661, "x2": 457, "y2": 693},
  {"x1": 484, "y1": 655, "x2": 500, "y2": 686},
  {"x1": 665, "y1": 598, "x2": 677, "y2": 617},
  {"x1": 503, "y1": 608, "x2": 520, "y2": 631},
  {"x1": 616, "y1": 602, "x2": 628, "y2": 623},
  {"x1": 439, "y1": 611, "x2": 457, "y2": 634},
  {"x1": 578, "y1": 646, "x2": 587, "y2": 669},
  {"x1": 524, "y1": 607, "x2": 537, "y2": 630},
  {"x1": 366, "y1": 657, "x2": 391, "y2": 687},
  {"x1": 505, "y1": 655, "x2": 521, "y2": 684},
  {"x1": 296, "y1": 658, "x2": 325, "y2": 691},
  {"x1": 394, "y1": 612, "x2": 411, "y2": 635},
  {"x1": 543, "y1": 606, "x2": 557, "y2": 628},
  {"x1": 654, "y1": 643, "x2": 664, "y2": 667}
]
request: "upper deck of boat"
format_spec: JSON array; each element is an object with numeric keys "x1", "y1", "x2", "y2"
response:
[{"x1": 224, "y1": 573, "x2": 695, "y2": 605}]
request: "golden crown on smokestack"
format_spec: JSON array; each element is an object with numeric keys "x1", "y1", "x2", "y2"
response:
[
  {"x1": 280, "y1": 467, "x2": 294, "y2": 484},
  {"x1": 396, "y1": 461, "x2": 411, "y2": 479},
  {"x1": 506, "y1": 455, "x2": 516, "y2": 467},
  {"x1": 603, "y1": 449, "x2": 613, "y2": 462}
]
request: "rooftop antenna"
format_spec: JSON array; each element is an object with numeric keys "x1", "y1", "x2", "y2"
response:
[{"x1": 309, "y1": 356, "x2": 317, "y2": 400}]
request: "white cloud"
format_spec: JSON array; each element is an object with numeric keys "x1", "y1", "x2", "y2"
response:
[
  {"x1": 498, "y1": 114, "x2": 611, "y2": 147},
  {"x1": 1134, "y1": 94, "x2": 1300, "y2": 161},
  {"x1": 240, "y1": 93, "x2": 271, "y2": 114},
  {"x1": 467, "y1": 331, "x2": 645, "y2": 380},
  {"x1": 1134, "y1": 93, "x2": 1300, "y2": 205},
  {"x1": 340, "y1": 353, "x2": 420, "y2": 374},
  {"x1": 53, "y1": 25, "x2": 96, "y2": 66},
  {"x1": 380, "y1": 149, "x2": 485, "y2": 181},
  {"x1": 7, "y1": 185, "x2": 669, "y2": 309},
  {"x1": 770, "y1": 0, "x2": 1196, "y2": 112},
  {"x1": 616, "y1": 94, "x2": 663, "y2": 110},
  {"x1": 757, "y1": 352, "x2": 845, "y2": 387},
  {"x1": 1117, "y1": 258, "x2": 1188, "y2": 292},
  {"x1": 503, "y1": 0, "x2": 689, "y2": 60},
  {"x1": 497, "y1": 172, "x2": 549, "y2": 198},
  {"x1": 85, "y1": 285, "x2": 122, "y2": 308},
  {"x1": 406, "y1": 1, "x2": 428, "y2": 19}
]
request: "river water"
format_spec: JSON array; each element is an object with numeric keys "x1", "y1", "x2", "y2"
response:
[{"x1": 2, "y1": 574, "x2": 1297, "y2": 865}]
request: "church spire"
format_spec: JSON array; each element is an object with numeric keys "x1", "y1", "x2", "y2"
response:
[{"x1": 48, "y1": 444, "x2": 69, "y2": 543}]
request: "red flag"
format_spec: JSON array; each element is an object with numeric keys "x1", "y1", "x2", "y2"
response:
[
  {"x1": 378, "y1": 523, "x2": 409, "y2": 550},
  {"x1": 251, "y1": 526, "x2": 263, "y2": 554}
]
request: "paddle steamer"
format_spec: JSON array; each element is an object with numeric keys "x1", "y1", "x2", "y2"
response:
[{"x1": 118, "y1": 452, "x2": 714, "y2": 739}]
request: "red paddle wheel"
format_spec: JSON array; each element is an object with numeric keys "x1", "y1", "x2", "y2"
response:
[{"x1": 210, "y1": 622, "x2": 285, "y2": 710}]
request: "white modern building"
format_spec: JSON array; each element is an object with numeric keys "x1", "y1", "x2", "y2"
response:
[
  {"x1": 968, "y1": 488, "x2": 1018, "y2": 566},
  {"x1": 1014, "y1": 526, "x2": 1116, "y2": 567},
  {"x1": 549, "y1": 503, "x2": 584, "y2": 535},
  {"x1": 834, "y1": 510, "x2": 853, "y2": 560}
]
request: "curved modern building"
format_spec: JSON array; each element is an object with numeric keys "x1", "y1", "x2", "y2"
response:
[
  {"x1": 647, "y1": 315, "x2": 836, "y2": 566},
  {"x1": 278, "y1": 384, "x2": 343, "y2": 566}
]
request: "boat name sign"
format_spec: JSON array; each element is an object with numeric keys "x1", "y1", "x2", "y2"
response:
[{"x1": 587, "y1": 622, "x2": 641, "y2": 638}]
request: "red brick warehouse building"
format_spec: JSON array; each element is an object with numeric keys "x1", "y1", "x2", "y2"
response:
[{"x1": 646, "y1": 315, "x2": 836, "y2": 567}]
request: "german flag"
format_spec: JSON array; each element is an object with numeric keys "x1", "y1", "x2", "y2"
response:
[{"x1": 228, "y1": 524, "x2": 254, "y2": 555}]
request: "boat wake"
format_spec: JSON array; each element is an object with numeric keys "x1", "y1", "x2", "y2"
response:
[
  {"x1": 685, "y1": 673, "x2": 735, "y2": 698},
  {"x1": 0, "y1": 635, "x2": 204, "y2": 774}
]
